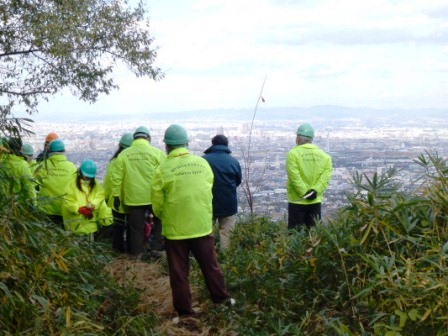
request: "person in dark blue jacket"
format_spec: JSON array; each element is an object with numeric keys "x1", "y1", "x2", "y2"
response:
[{"x1": 203, "y1": 134, "x2": 242, "y2": 250}]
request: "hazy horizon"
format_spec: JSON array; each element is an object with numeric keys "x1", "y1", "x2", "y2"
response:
[{"x1": 25, "y1": 104, "x2": 448, "y2": 124}]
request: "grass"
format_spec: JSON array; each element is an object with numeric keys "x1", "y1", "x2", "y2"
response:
[{"x1": 2, "y1": 151, "x2": 448, "y2": 335}]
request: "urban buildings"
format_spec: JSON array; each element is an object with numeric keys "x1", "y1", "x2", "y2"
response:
[{"x1": 24, "y1": 110, "x2": 448, "y2": 222}]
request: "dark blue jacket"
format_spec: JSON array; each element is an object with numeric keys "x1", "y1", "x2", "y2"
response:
[{"x1": 203, "y1": 145, "x2": 242, "y2": 217}]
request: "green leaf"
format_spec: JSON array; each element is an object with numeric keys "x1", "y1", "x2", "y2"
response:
[
  {"x1": 395, "y1": 309, "x2": 407, "y2": 328},
  {"x1": 408, "y1": 309, "x2": 420, "y2": 321},
  {"x1": 385, "y1": 332, "x2": 402, "y2": 336},
  {"x1": 30, "y1": 294, "x2": 50, "y2": 311},
  {"x1": 0, "y1": 282, "x2": 11, "y2": 297},
  {"x1": 442, "y1": 241, "x2": 448, "y2": 254}
]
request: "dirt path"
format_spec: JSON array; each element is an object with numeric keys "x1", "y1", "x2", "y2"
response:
[{"x1": 105, "y1": 257, "x2": 229, "y2": 335}]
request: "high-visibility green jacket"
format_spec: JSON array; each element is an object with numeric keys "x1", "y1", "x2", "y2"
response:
[
  {"x1": 35, "y1": 154, "x2": 78, "y2": 215},
  {"x1": 1, "y1": 153, "x2": 36, "y2": 202},
  {"x1": 62, "y1": 177, "x2": 112, "y2": 235},
  {"x1": 28, "y1": 159, "x2": 39, "y2": 175},
  {"x1": 103, "y1": 158, "x2": 127, "y2": 213},
  {"x1": 151, "y1": 147, "x2": 214, "y2": 240},
  {"x1": 110, "y1": 139, "x2": 166, "y2": 206},
  {"x1": 286, "y1": 143, "x2": 333, "y2": 204}
]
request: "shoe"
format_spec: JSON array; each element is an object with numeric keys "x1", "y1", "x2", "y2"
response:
[
  {"x1": 127, "y1": 253, "x2": 142, "y2": 261},
  {"x1": 150, "y1": 250, "x2": 165, "y2": 258},
  {"x1": 171, "y1": 315, "x2": 201, "y2": 331},
  {"x1": 219, "y1": 297, "x2": 236, "y2": 307}
]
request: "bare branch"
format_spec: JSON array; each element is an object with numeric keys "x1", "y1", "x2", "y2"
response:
[
  {"x1": 0, "y1": 89, "x2": 51, "y2": 96},
  {"x1": 0, "y1": 49, "x2": 41, "y2": 57},
  {"x1": 239, "y1": 76, "x2": 268, "y2": 216}
]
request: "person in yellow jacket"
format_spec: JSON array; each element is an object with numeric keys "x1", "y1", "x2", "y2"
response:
[
  {"x1": 62, "y1": 159, "x2": 112, "y2": 239},
  {"x1": 1, "y1": 137, "x2": 36, "y2": 204},
  {"x1": 103, "y1": 133, "x2": 133, "y2": 253},
  {"x1": 152, "y1": 124, "x2": 231, "y2": 319},
  {"x1": 286, "y1": 123, "x2": 333, "y2": 229},
  {"x1": 35, "y1": 139, "x2": 78, "y2": 228},
  {"x1": 21, "y1": 143, "x2": 39, "y2": 174},
  {"x1": 36, "y1": 132, "x2": 59, "y2": 163},
  {"x1": 110, "y1": 126, "x2": 166, "y2": 259}
]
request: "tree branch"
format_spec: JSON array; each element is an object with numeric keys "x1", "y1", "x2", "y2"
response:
[
  {"x1": 0, "y1": 89, "x2": 51, "y2": 96},
  {"x1": 0, "y1": 49, "x2": 41, "y2": 57}
]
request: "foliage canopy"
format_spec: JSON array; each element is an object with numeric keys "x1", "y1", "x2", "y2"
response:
[{"x1": 0, "y1": 0, "x2": 163, "y2": 116}]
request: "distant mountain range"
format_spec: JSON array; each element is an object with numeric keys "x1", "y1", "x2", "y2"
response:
[{"x1": 34, "y1": 105, "x2": 448, "y2": 123}]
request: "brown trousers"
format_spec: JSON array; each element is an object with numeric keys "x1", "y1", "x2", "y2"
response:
[{"x1": 165, "y1": 234, "x2": 230, "y2": 316}]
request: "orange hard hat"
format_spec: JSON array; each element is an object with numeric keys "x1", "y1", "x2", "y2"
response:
[{"x1": 45, "y1": 132, "x2": 59, "y2": 143}]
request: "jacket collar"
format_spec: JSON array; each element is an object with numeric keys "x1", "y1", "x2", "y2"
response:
[
  {"x1": 49, "y1": 153, "x2": 67, "y2": 160},
  {"x1": 132, "y1": 138, "x2": 151, "y2": 146},
  {"x1": 297, "y1": 143, "x2": 317, "y2": 149},
  {"x1": 168, "y1": 147, "x2": 189, "y2": 158},
  {"x1": 203, "y1": 145, "x2": 231, "y2": 154}
]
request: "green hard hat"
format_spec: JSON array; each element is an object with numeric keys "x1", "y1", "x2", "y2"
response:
[
  {"x1": 80, "y1": 159, "x2": 97, "y2": 178},
  {"x1": 49, "y1": 139, "x2": 65, "y2": 152},
  {"x1": 163, "y1": 124, "x2": 189, "y2": 145},
  {"x1": 119, "y1": 133, "x2": 134, "y2": 148},
  {"x1": 133, "y1": 126, "x2": 151, "y2": 139},
  {"x1": 296, "y1": 123, "x2": 315, "y2": 139},
  {"x1": 21, "y1": 143, "x2": 35, "y2": 156}
]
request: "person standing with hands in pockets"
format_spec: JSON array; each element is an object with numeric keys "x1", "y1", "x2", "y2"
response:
[
  {"x1": 203, "y1": 134, "x2": 242, "y2": 250},
  {"x1": 286, "y1": 123, "x2": 333, "y2": 229}
]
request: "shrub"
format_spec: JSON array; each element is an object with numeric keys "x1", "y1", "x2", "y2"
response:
[
  {"x1": 0, "y1": 162, "x2": 158, "y2": 335},
  {"x1": 219, "y1": 152, "x2": 448, "y2": 335}
]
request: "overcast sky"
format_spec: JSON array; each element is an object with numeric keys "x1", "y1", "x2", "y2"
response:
[{"x1": 37, "y1": 0, "x2": 448, "y2": 120}]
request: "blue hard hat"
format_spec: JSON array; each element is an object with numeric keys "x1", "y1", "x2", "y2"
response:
[
  {"x1": 80, "y1": 159, "x2": 97, "y2": 178},
  {"x1": 49, "y1": 139, "x2": 65, "y2": 152}
]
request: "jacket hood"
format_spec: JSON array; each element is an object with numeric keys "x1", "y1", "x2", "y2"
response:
[{"x1": 203, "y1": 144, "x2": 232, "y2": 154}]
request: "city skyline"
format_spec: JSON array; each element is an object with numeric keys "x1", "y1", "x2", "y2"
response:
[{"x1": 22, "y1": 113, "x2": 448, "y2": 220}]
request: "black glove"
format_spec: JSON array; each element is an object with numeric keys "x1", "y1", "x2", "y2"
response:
[
  {"x1": 303, "y1": 189, "x2": 317, "y2": 200},
  {"x1": 113, "y1": 196, "x2": 121, "y2": 210}
]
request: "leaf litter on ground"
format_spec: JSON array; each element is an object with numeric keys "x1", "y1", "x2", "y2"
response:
[{"x1": 105, "y1": 256, "x2": 234, "y2": 335}]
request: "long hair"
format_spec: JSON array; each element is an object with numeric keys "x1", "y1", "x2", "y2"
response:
[
  {"x1": 76, "y1": 169, "x2": 96, "y2": 192},
  {"x1": 109, "y1": 145, "x2": 126, "y2": 162}
]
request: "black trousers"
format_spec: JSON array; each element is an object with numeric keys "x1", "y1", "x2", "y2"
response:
[
  {"x1": 111, "y1": 210, "x2": 129, "y2": 253},
  {"x1": 127, "y1": 204, "x2": 164, "y2": 255},
  {"x1": 150, "y1": 215, "x2": 164, "y2": 252},
  {"x1": 288, "y1": 202, "x2": 322, "y2": 229},
  {"x1": 127, "y1": 205, "x2": 150, "y2": 255},
  {"x1": 47, "y1": 214, "x2": 64, "y2": 229}
]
